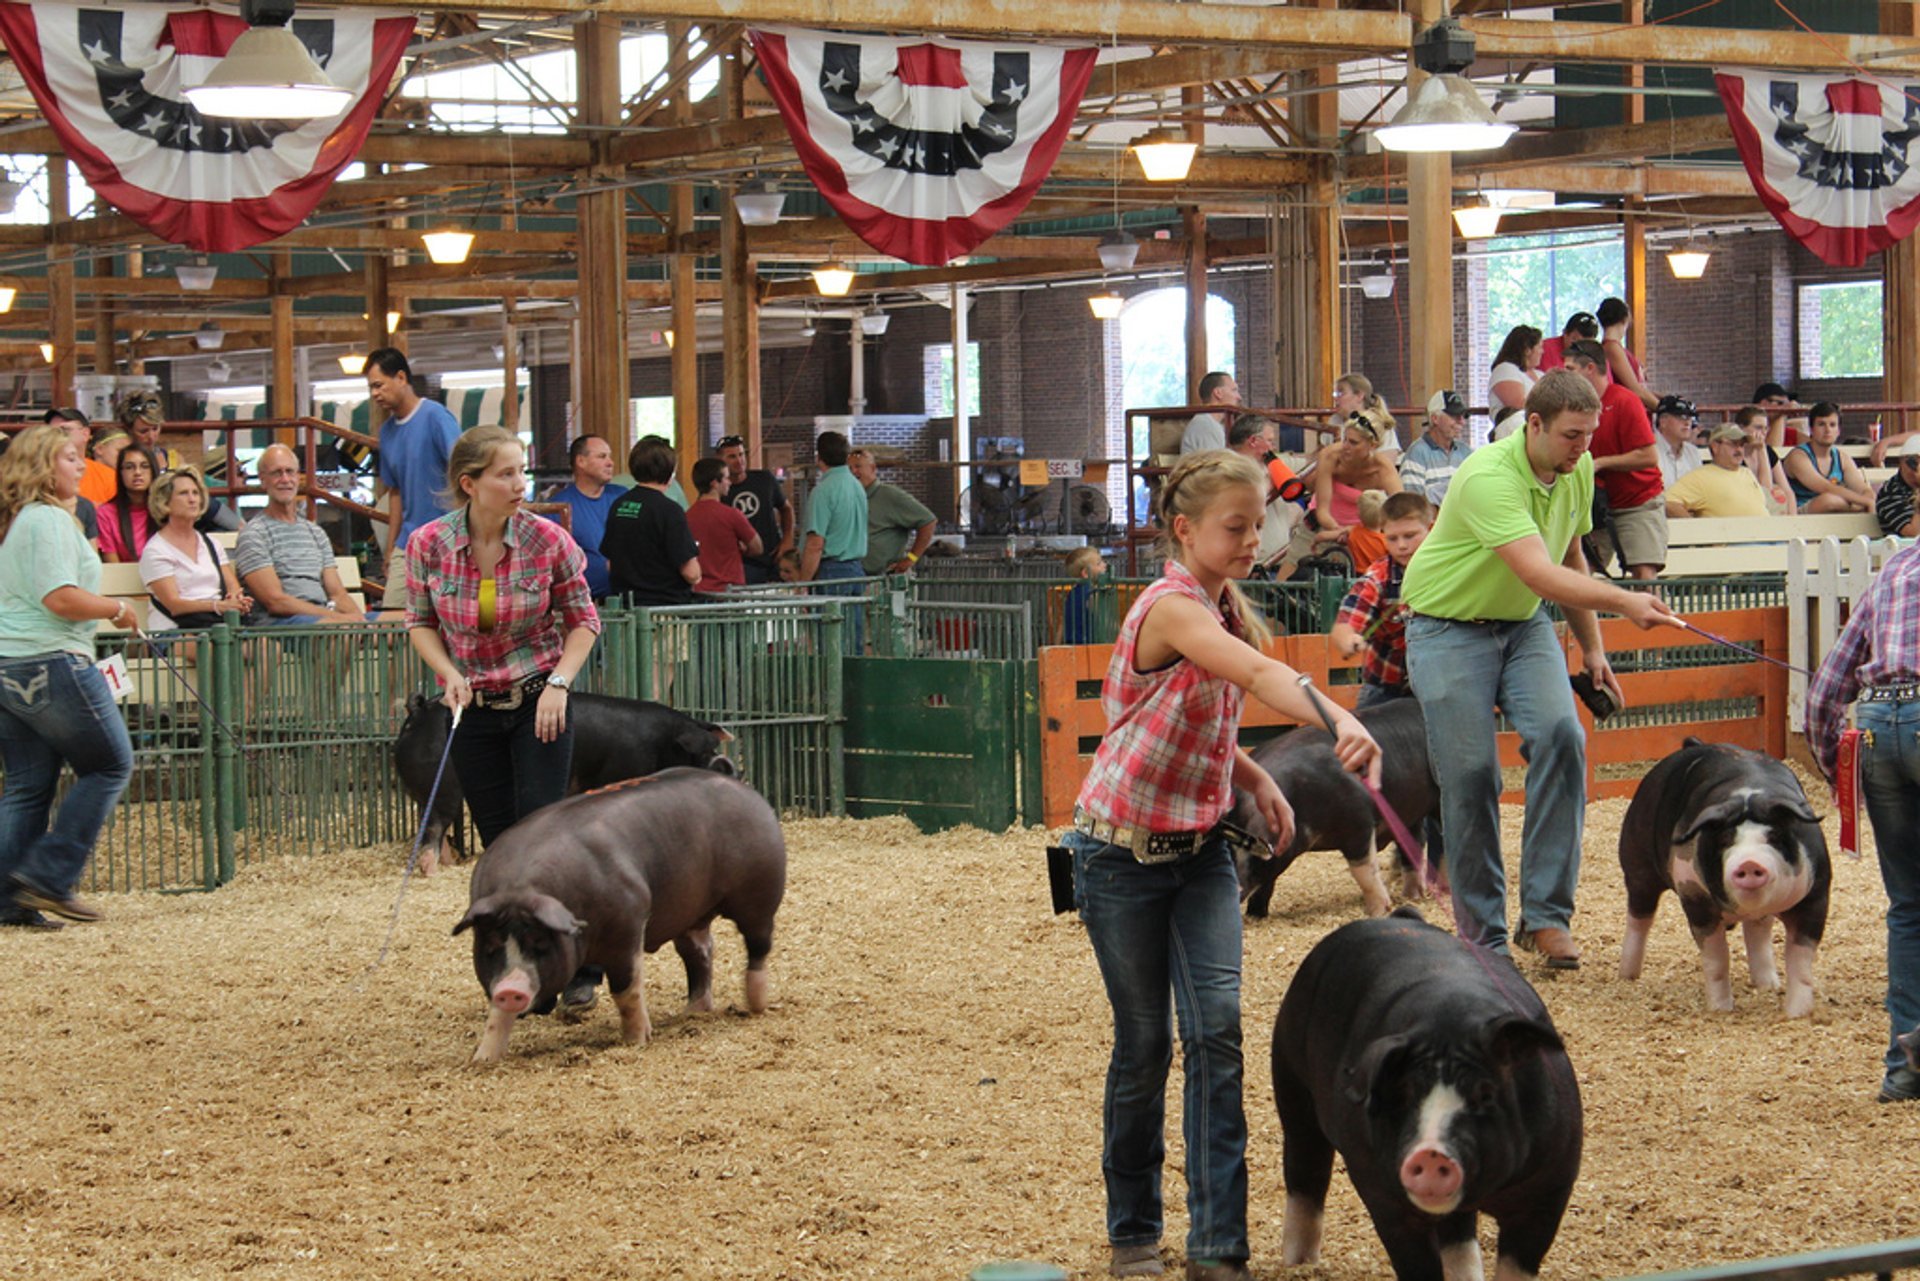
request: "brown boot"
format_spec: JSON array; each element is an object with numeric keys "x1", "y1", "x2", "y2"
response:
[
  {"x1": 1184, "y1": 1261, "x2": 1251, "y2": 1281},
  {"x1": 1518, "y1": 926, "x2": 1581, "y2": 970},
  {"x1": 1110, "y1": 1243, "x2": 1165, "y2": 1277}
]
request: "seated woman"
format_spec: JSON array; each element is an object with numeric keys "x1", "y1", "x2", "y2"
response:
[
  {"x1": 1310, "y1": 404, "x2": 1402, "y2": 570},
  {"x1": 97, "y1": 444, "x2": 158, "y2": 564},
  {"x1": 1489, "y1": 324, "x2": 1543, "y2": 413},
  {"x1": 137, "y1": 466, "x2": 250, "y2": 662}
]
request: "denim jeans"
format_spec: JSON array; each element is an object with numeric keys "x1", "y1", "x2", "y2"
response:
[
  {"x1": 1406, "y1": 610, "x2": 1585, "y2": 952},
  {"x1": 448, "y1": 694, "x2": 575, "y2": 848},
  {"x1": 814, "y1": 557, "x2": 866, "y2": 654},
  {"x1": 1352, "y1": 682, "x2": 1446, "y2": 867},
  {"x1": 0, "y1": 651, "x2": 134, "y2": 897},
  {"x1": 1067, "y1": 828, "x2": 1248, "y2": 1262},
  {"x1": 1858, "y1": 699, "x2": 1920, "y2": 1079}
]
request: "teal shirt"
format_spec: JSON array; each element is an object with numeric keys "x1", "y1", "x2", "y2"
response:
[
  {"x1": 1401, "y1": 430, "x2": 1594, "y2": 622},
  {"x1": 860, "y1": 481, "x2": 936, "y2": 574},
  {"x1": 807, "y1": 466, "x2": 869, "y2": 562},
  {"x1": 0, "y1": 503, "x2": 104, "y2": 658}
]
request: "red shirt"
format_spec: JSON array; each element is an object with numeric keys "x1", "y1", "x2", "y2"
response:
[
  {"x1": 1536, "y1": 335, "x2": 1565, "y2": 372},
  {"x1": 1594, "y1": 382, "x2": 1663, "y2": 508},
  {"x1": 1077, "y1": 560, "x2": 1248, "y2": 833},
  {"x1": 686, "y1": 498, "x2": 758, "y2": 593},
  {"x1": 1335, "y1": 556, "x2": 1409, "y2": 691}
]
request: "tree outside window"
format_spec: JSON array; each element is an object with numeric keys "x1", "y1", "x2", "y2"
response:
[
  {"x1": 924, "y1": 342, "x2": 982, "y2": 418},
  {"x1": 1798, "y1": 281, "x2": 1884, "y2": 379},
  {"x1": 1485, "y1": 233, "x2": 1624, "y2": 349}
]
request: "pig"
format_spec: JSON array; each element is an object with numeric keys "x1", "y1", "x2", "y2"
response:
[
  {"x1": 394, "y1": 691, "x2": 736, "y2": 870},
  {"x1": 1228, "y1": 697, "x2": 1439, "y2": 919},
  {"x1": 452, "y1": 767, "x2": 785, "y2": 1063},
  {"x1": 1617, "y1": 738, "x2": 1830, "y2": 1018},
  {"x1": 1272, "y1": 909, "x2": 1582, "y2": 1281}
]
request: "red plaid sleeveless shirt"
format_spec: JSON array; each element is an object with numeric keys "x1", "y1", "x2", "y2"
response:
[{"x1": 1076, "y1": 560, "x2": 1248, "y2": 833}]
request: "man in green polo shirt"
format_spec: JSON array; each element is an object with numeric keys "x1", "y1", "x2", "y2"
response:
[
  {"x1": 847, "y1": 448, "x2": 936, "y2": 575},
  {"x1": 1402, "y1": 369, "x2": 1678, "y2": 966},
  {"x1": 800, "y1": 430, "x2": 868, "y2": 651}
]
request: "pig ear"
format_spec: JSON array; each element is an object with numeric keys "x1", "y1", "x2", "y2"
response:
[
  {"x1": 700, "y1": 720, "x2": 735, "y2": 743},
  {"x1": 1674, "y1": 798, "x2": 1747, "y2": 845},
  {"x1": 678, "y1": 726, "x2": 723, "y2": 757},
  {"x1": 1759, "y1": 793, "x2": 1819, "y2": 826},
  {"x1": 528, "y1": 893, "x2": 584, "y2": 937},
  {"x1": 1344, "y1": 1034, "x2": 1412, "y2": 1110},
  {"x1": 452, "y1": 894, "x2": 505, "y2": 936},
  {"x1": 1483, "y1": 1014, "x2": 1564, "y2": 1068}
]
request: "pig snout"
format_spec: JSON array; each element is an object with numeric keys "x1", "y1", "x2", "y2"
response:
[
  {"x1": 1729, "y1": 859, "x2": 1773, "y2": 892},
  {"x1": 1399, "y1": 1145, "x2": 1464, "y2": 1213},
  {"x1": 490, "y1": 970, "x2": 536, "y2": 1015}
]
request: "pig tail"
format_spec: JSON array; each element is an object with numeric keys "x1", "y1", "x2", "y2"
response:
[{"x1": 1155, "y1": 449, "x2": 1274, "y2": 650}]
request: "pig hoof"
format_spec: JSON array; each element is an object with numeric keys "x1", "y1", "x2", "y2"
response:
[
  {"x1": 1783, "y1": 990, "x2": 1814, "y2": 1019},
  {"x1": 622, "y1": 1020, "x2": 652, "y2": 1046},
  {"x1": 744, "y1": 970, "x2": 770, "y2": 1014},
  {"x1": 685, "y1": 993, "x2": 714, "y2": 1015}
]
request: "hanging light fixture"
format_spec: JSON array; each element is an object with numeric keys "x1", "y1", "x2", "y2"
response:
[
  {"x1": 858, "y1": 307, "x2": 891, "y2": 336},
  {"x1": 1088, "y1": 289, "x2": 1125, "y2": 320},
  {"x1": 1452, "y1": 200, "x2": 1503, "y2": 239},
  {"x1": 421, "y1": 228, "x2": 475, "y2": 265},
  {"x1": 183, "y1": 0, "x2": 352, "y2": 121},
  {"x1": 206, "y1": 357, "x2": 232, "y2": 384},
  {"x1": 734, "y1": 182, "x2": 786, "y2": 227},
  {"x1": 39, "y1": 341, "x2": 54, "y2": 364},
  {"x1": 812, "y1": 261, "x2": 855, "y2": 296},
  {"x1": 194, "y1": 320, "x2": 226, "y2": 351},
  {"x1": 663, "y1": 329, "x2": 676, "y2": 349},
  {"x1": 1668, "y1": 236, "x2": 1712, "y2": 279},
  {"x1": 1374, "y1": 19, "x2": 1517, "y2": 154},
  {"x1": 1358, "y1": 265, "x2": 1397, "y2": 300},
  {"x1": 0, "y1": 281, "x2": 17, "y2": 313},
  {"x1": 1098, "y1": 229, "x2": 1140, "y2": 271},
  {"x1": 338, "y1": 352, "x2": 367, "y2": 375},
  {"x1": 176, "y1": 255, "x2": 218, "y2": 290},
  {"x1": 1132, "y1": 126, "x2": 1197, "y2": 182}
]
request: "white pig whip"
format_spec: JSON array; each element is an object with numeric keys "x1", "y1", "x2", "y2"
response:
[{"x1": 363, "y1": 703, "x2": 463, "y2": 978}]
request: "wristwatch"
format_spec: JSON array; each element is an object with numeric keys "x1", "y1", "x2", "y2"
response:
[{"x1": 547, "y1": 673, "x2": 571, "y2": 691}]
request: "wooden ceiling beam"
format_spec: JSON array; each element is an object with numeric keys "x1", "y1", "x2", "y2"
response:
[
  {"x1": 1346, "y1": 113, "x2": 1735, "y2": 186},
  {"x1": 1465, "y1": 14, "x2": 1920, "y2": 74},
  {"x1": 280, "y1": 252, "x2": 570, "y2": 299}
]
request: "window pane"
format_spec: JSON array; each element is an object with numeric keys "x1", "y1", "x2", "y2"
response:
[
  {"x1": 1799, "y1": 281, "x2": 1883, "y2": 379},
  {"x1": 923, "y1": 342, "x2": 982, "y2": 418}
]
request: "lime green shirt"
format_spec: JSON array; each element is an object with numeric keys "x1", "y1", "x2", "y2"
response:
[
  {"x1": 0, "y1": 503, "x2": 103, "y2": 658},
  {"x1": 1401, "y1": 430, "x2": 1593, "y2": 621}
]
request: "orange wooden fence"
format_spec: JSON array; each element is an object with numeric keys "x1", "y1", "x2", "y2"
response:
[{"x1": 1036, "y1": 607, "x2": 1789, "y2": 828}]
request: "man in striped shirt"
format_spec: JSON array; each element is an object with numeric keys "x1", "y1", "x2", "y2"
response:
[{"x1": 1875, "y1": 438, "x2": 1920, "y2": 539}]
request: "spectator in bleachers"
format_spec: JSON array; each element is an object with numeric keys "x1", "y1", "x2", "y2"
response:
[
  {"x1": 138, "y1": 466, "x2": 251, "y2": 645},
  {"x1": 1488, "y1": 325, "x2": 1543, "y2": 413},
  {"x1": 1664, "y1": 424, "x2": 1772, "y2": 519},
  {"x1": 1597, "y1": 297, "x2": 1659, "y2": 412},
  {"x1": 686, "y1": 456, "x2": 762, "y2": 593},
  {"x1": 1754, "y1": 382, "x2": 1808, "y2": 449},
  {"x1": 1653, "y1": 395, "x2": 1703, "y2": 490},
  {"x1": 1399, "y1": 390, "x2": 1471, "y2": 505},
  {"x1": 0, "y1": 423, "x2": 136, "y2": 928},
  {"x1": 85, "y1": 425, "x2": 128, "y2": 505},
  {"x1": 848, "y1": 448, "x2": 935, "y2": 575},
  {"x1": 44, "y1": 409, "x2": 113, "y2": 507},
  {"x1": 1734, "y1": 405, "x2": 1794, "y2": 511},
  {"x1": 1491, "y1": 404, "x2": 1527, "y2": 442},
  {"x1": 367, "y1": 347, "x2": 463, "y2": 610},
  {"x1": 1877, "y1": 437, "x2": 1920, "y2": 539},
  {"x1": 46, "y1": 412, "x2": 101, "y2": 552},
  {"x1": 1784, "y1": 402, "x2": 1874, "y2": 514},
  {"x1": 1565, "y1": 339, "x2": 1665, "y2": 579},
  {"x1": 1310, "y1": 404, "x2": 1402, "y2": 570},
  {"x1": 1869, "y1": 423, "x2": 1920, "y2": 469},
  {"x1": 603, "y1": 436, "x2": 699, "y2": 606},
  {"x1": 545, "y1": 435, "x2": 627, "y2": 602},
  {"x1": 234, "y1": 444, "x2": 368, "y2": 624},
  {"x1": 1331, "y1": 373, "x2": 1398, "y2": 459},
  {"x1": 1177, "y1": 371, "x2": 1242, "y2": 455},
  {"x1": 97, "y1": 444, "x2": 158, "y2": 564},
  {"x1": 1535, "y1": 310, "x2": 1599, "y2": 373},
  {"x1": 1228, "y1": 416, "x2": 1304, "y2": 576}
]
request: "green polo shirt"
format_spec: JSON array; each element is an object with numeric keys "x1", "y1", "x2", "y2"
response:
[
  {"x1": 860, "y1": 481, "x2": 936, "y2": 574},
  {"x1": 1401, "y1": 430, "x2": 1594, "y2": 621},
  {"x1": 806, "y1": 465, "x2": 869, "y2": 562}
]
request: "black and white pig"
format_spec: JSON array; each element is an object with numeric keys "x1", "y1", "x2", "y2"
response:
[
  {"x1": 1617, "y1": 738, "x2": 1830, "y2": 1018},
  {"x1": 395, "y1": 692, "x2": 735, "y2": 868},
  {"x1": 1272, "y1": 910, "x2": 1582, "y2": 1281},
  {"x1": 452, "y1": 767, "x2": 786, "y2": 1063},
  {"x1": 1227, "y1": 698, "x2": 1438, "y2": 918}
]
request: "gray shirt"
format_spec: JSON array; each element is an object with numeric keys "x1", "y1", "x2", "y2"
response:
[
  {"x1": 1179, "y1": 412, "x2": 1227, "y2": 455},
  {"x1": 234, "y1": 512, "x2": 336, "y2": 610}
]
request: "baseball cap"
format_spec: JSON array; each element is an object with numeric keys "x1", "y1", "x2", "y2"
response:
[
  {"x1": 1902, "y1": 437, "x2": 1920, "y2": 461},
  {"x1": 1653, "y1": 395, "x2": 1696, "y2": 420},
  {"x1": 1707, "y1": 422, "x2": 1747, "y2": 445},
  {"x1": 1427, "y1": 389, "x2": 1466, "y2": 419}
]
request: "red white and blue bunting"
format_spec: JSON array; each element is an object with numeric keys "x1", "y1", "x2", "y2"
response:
[
  {"x1": 1717, "y1": 68, "x2": 1920, "y2": 267},
  {"x1": 750, "y1": 27, "x2": 1096, "y2": 266},
  {"x1": 0, "y1": 2, "x2": 412, "y2": 252}
]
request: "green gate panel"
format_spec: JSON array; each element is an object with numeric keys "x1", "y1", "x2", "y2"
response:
[{"x1": 844, "y1": 657, "x2": 1019, "y2": 833}]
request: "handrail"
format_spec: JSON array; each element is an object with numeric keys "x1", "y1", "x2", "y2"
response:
[{"x1": 1612, "y1": 1235, "x2": 1920, "y2": 1279}]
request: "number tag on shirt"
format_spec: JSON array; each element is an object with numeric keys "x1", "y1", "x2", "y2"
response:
[{"x1": 95, "y1": 652, "x2": 133, "y2": 701}]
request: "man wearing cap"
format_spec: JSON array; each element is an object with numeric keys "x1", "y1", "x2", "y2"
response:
[
  {"x1": 1178, "y1": 371, "x2": 1241, "y2": 454},
  {"x1": 1653, "y1": 395, "x2": 1703, "y2": 490},
  {"x1": 1877, "y1": 438, "x2": 1920, "y2": 539},
  {"x1": 1400, "y1": 390, "x2": 1473, "y2": 505},
  {"x1": 1535, "y1": 311, "x2": 1601, "y2": 374},
  {"x1": 1664, "y1": 423, "x2": 1771, "y2": 519},
  {"x1": 1565, "y1": 339, "x2": 1666, "y2": 579}
]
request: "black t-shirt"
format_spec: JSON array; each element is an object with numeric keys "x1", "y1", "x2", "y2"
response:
[
  {"x1": 725, "y1": 469, "x2": 787, "y2": 567},
  {"x1": 75, "y1": 496, "x2": 99, "y2": 541},
  {"x1": 601, "y1": 486, "x2": 698, "y2": 606}
]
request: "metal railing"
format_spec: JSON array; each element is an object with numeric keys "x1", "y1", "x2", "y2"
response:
[{"x1": 1616, "y1": 1236, "x2": 1920, "y2": 1279}]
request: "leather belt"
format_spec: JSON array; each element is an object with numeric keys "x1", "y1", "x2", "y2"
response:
[
  {"x1": 470, "y1": 674, "x2": 547, "y2": 710},
  {"x1": 1861, "y1": 683, "x2": 1920, "y2": 703},
  {"x1": 1072, "y1": 805, "x2": 1211, "y2": 865}
]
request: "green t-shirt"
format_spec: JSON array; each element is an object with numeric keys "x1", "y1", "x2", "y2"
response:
[
  {"x1": 0, "y1": 502, "x2": 103, "y2": 658},
  {"x1": 806, "y1": 466, "x2": 869, "y2": 562},
  {"x1": 860, "y1": 481, "x2": 936, "y2": 574},
  {"x1": 1401, "y1": 431, "x2": 1594, "y2": 621}
]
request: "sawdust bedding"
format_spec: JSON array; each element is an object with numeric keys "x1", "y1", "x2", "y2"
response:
[{"x1": 0, "y1": 789, "x2": 1909, "y2": 1280}]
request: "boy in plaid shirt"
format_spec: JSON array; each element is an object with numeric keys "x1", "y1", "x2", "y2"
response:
[{"x1": 1331, "y1": 491, "x2": 1434, "y2": 709}]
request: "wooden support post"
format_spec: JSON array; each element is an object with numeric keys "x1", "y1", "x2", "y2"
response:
[
  {"x1": 91, "y1": 253, "x2": 115, "y2": 374},
  {"x1": 271, "y1": 250, "x2": 296, "y2": 426},
  {"x1": 47, "y1": 158, "x2": 75, "y2": 407},
  {"x1": 501, "y1": 315, "x2": 521, "y2": 435},
  {"x1": 577, "y1": 14, "x2": 631, "y2": 460},
  {"x1": 364, "y1": 253, "x2": 390, "y2": 354},
  {"x1": 670, "y1": 21, "x2": 700, "y2": 487},
  {"x1": 1182, "y1": 84, "x2": 1208, "y2": 393},
  {"x1": 720, "y1": 43, "x2": 762, "y2": 459},
  {"x1": 1623, "y1": 2, "x2": 1648, "y2": 366},
  {"x1": 1405, "y1": 0, "x2": 1451, "y2": 424}
]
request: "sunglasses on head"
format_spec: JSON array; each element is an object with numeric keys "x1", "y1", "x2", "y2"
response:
[{"x1": 716, "y1": 435, "x2": 746, "y2": 449}]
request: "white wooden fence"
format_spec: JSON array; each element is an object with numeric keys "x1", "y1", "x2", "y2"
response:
[{"x1": 1786, "y1": 535, "x2": 1912, "y2": 731}]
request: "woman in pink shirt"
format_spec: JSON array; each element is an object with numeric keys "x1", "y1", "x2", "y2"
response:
[{"x1": 97, "y1": 444, "x2": 158, "y2": 563}]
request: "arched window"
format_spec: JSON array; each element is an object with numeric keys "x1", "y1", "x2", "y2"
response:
[{"x1": 1117, "y1": 288, "x2": 1236, "y2": 461}]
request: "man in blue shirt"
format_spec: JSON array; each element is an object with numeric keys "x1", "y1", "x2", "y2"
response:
[
  {"x1": 800, "y1": 431, "x2": 868, "y2": 652},
  {"x1": 1399, "y1": 389, "x2": 1474, "y2": 506},
  {"x1": 367, "y1": 348, "x2": 463, "y2": 607},
  {"x1": 545, "y1": 435, "x2": 628, "y2": 600}
]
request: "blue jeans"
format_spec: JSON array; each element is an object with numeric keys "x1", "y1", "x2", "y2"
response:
[
  {"x1": 1858, "y1": 699, "x2": 1920, "y2": 1078},
  {"x1": 1067, "y1": 829, "x2": 1248, "y2": 1262},
  {"x1": 1406, "y1": 610, "x2": 1585, "y2": 951},
  {"x1": 0, "y1": 651, "x2": 134, "y2": 897},
  {"x1": 814, "y1": 557, "x2": 866, "y2": 654}
]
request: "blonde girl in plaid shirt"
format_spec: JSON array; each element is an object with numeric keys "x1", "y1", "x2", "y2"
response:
[{"x1": 1067, "y1": 451, "x2": 1380, "y2": 1281}]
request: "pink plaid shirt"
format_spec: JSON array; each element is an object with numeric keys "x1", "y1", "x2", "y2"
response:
[
  {"x1": 404, "y1": 507, "x2": 600, "y2": 692},
  {"x1": 1077, "y1": 560, "x2": 1248, "y2": 833}
]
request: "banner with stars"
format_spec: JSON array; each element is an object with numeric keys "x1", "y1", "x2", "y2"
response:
[
  {"x1": 0, "y1": 2, "x2": 412, "y2": 252},
  {"x1": 1717, "y1": 68, "x2": 1920, "y2": 267},
  {"x1": 750, "y1": 27, "x2": 1096, "y2": 266}
]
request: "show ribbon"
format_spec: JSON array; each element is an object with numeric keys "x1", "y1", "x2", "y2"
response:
[{"x1": 1835, "y1": 728, "x2": 1862, "y2": 861}]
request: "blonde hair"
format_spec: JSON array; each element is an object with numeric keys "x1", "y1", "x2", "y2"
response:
[
  {"x1": 443, "y1": 425, "x2": 517, "y2": 507},
  {"x1": 148, "y1": 464, "x2": 206, "y2": 522},
  {"x1": 1064, "y1": 546, "x2": 1104, "y2": 578},
  {"x1": 1155, "y1": 449, "x2": 1273, "y2": 648},
  {"x1": 1356, "y1": 489, "x2": 1389, "y2": 532},
  {"x1": 1338, "y1": 372, "x2": 1390, "y2": 418},
  {"x1": 0, "y1": 424, "x2": 74, "y2": 544},
  {"x1": 1345, "y1": 403, "x2": 1397, "y2": 447}
]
